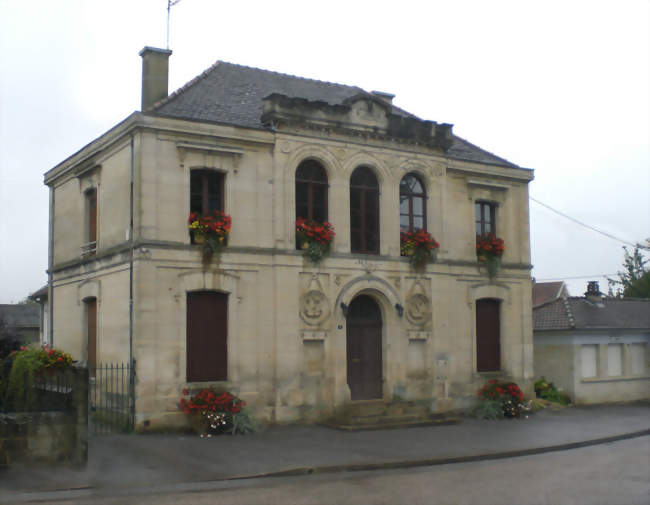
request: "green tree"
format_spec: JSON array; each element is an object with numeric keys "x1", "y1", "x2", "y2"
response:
[{"x1": 607, "y1": 242, "x2": 650, "y2": 298}]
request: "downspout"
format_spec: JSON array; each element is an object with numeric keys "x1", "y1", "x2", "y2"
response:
[
  {"x1": 47, "y1": 186, "x2": 54, "y2": 346},
  {"x1": 128, "y1": 133, "x2": 135, "y2": 427}
]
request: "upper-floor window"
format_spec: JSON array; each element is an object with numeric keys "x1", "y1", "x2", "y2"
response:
[
  {"x1": 475, "y1": 201, "x2": 496, "y2": 236},
  {"x1": 82, "y1": 188, "x2": 97, "y2": 256},
  {"x1": 295, "y1": 159, "x2": 328, "y2": 222},
  {"x1": 190, "y1": 170, "x2": 223, "y2": 243},
  {"x1": 350, "y1": 166, "x2": 379, "y2": 254},
  {"x1": 399, "y1": 173, "x2": 426, "y2": 232}
]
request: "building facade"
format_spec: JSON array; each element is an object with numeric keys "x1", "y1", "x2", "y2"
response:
[{"x1": 45, "y1": 48, "x2": 535, "y2": 428}]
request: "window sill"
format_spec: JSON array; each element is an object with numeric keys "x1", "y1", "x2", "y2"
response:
[{"x1": 580, "y1": 375, "x2": 650, "y2": 384}]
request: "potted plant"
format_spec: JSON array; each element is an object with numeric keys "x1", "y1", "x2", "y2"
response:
[
  {"x1": 474, "y1": 379, "x2": 527, "y2": 419},
  {"x1": 295, "y1": 218, "x2": 335, "y2": 264},
  {"x1": 179, "y1": 387, "x2": 255, "y2": 436},
  {"x1": 188, "y1": 211, "x2": 232, "y2": 264},
  {"x1": 476, "y1": 233, "x2": 505, "y2": 277},
  {"x1": 400, "y1": 230, "x2": 440, "y2": 271}
]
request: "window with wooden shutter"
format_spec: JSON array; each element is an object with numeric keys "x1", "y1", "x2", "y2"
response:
[
  {"x1": 350, "y1": 166, "x2": 380, "y2": 254},
  {"x1": 186, "y1": 291, "x2": 228, "y2": 382},
  {"x1": 295, "y1": 159, "x2": 328, "y2": 223}
]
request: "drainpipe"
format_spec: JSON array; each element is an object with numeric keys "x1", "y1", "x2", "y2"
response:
[
  {"x1": 128, "y1": 133, "x2": 135, "y2": 427},
  {"x1": 47, "y1": 186, "x2": 54, "y2": 346}
]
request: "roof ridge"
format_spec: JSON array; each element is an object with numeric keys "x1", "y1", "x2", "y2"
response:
[
  {"x1": 216, "y1": 61, "x2": 363, "y2": 92},
  {"x1": 147, "y1": 60, "x2": 224, "y2": 112},
  {"x1": 562, "y1": 296, "x2": 575, "y2": 329},
  {"x1": 449, "y1": 133, "x2": 520, "y2": 168}
]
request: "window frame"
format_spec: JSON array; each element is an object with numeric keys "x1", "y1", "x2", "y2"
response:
[
  {"x1": 190, "y1": 169, "x2": 225, "y2": 244},
  {"x1": 82, "y1": 188, "x2": 98, "y2": 256},
  {"x1": 295, "y1": 159, "x2": 329, "y2": 229},
  {"x1": 475, "y1": 201, "x2": 496, "y2": 236},
  {"x1": 399, "y1": 173, "x2": 427, "y2": 232},
  {"x1": 350, "y1": 166, "x2": 380, "y2": 255}
]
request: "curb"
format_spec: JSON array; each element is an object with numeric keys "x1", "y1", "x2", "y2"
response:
[{"x1": 236, "y1": 428, "x2": 650, "y2": 479}]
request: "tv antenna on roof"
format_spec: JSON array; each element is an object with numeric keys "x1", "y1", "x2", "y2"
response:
[{"x1": 167, "y1": 0, "x2": 182, "y2": 49}]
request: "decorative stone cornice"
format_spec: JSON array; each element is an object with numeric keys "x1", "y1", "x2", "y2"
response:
[{"x1": 261, "y1": 93, "x2": 454, "y2": 152}]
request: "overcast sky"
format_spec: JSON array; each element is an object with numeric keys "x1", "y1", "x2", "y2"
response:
[{"x1": 1, "y1": 0, "x2": 648, "y2": 303}]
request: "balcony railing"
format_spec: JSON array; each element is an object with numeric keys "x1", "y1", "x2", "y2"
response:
[{"x1": 81, "y1": 241, "x2": 97, "y2": 257}]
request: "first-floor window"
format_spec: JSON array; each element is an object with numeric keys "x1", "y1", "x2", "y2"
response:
[
  {"x1": 581, "y1": 345, "x2": 598, "y2": 378},
  {"x1": 607, "y1": 344, "x2": 623, "y2": 376},
  {"x1": 629, "y1": 343, "x2": 647, "y2": 375},
  {"x1": 186, "y1": 291, "x2": 228, "y2": 382}
]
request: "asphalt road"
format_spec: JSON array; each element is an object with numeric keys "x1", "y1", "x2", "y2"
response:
[{"x1": 7, "y1": 435, "x2": 649, "y2": 505}]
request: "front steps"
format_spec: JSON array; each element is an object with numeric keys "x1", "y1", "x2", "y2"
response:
[{"x1": 325, "y1": 400, "x2": 461, "y2": 431}]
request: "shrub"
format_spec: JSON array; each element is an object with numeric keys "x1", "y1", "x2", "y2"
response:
[
  {"x1": 474, "y1": 379, "x2": 528, "y2": 419},
  {"x1": 534, "y1": 377, "x2": 571, "y2": 405},
  {"x1": 1, "y1": 345, "x2": 73, "y2": 411}
]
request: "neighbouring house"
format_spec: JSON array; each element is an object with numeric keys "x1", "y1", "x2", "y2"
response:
[
  {"x1": 534, "y1": 281, "x2": 650, "y2": 404},
  {"x1": 0, "y1": 304, "x2": 40, "y2": 346},
  {"x1": 44, "y1": 47, "x2": 535, "y2": 428},
  {"x1": 28, "y1": 285, "x2": 49, "y2": 345},
  {"x1": 533, "y1": 281, "x2": 569, "y2": 307}
]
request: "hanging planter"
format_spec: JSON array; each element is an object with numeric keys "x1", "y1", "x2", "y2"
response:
[
  {"x1": 400, "y1": 230, "x2": 440, "y2": 271},
  {"x1": 188, "y1": 211, "x2": 231, "y2": 264},
  {"x1": 295, "y1": 218, "x2": 335, "y2": 264},
  {"x1": 476, "y1": 233, "x2": 505, "y2": 278}
]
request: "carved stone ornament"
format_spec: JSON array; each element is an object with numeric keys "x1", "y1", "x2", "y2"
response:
[
  {"x1": 299, "y1": 290, "x2": 330, "y2": 326},
  {"x1": 405, "y1": 293, "x2": 432, "y2": 327}
]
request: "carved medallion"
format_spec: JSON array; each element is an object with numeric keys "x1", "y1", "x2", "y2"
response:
[
  {"x1": 405, "y1": 293, "x2": 432, "y2": 327},
  {"x1": 299, "y1": 290, "x2": 330, "y2": 326}
]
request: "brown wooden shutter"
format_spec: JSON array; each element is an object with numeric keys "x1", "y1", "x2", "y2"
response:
[
  {"x1": 186, "y1": 291, "x2": 228, "y2": 382},
  {"x1": 88, "y1": 190, "x2": 97, "y2": 244},
  {"x1": 86, "y1": 298, "x2": 97, "y2": 377},
  {"x1": 476, "y1": 298, "x2": 501, "y2": 371}
]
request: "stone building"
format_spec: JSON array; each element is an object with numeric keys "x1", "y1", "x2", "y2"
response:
[{"x1": 44, "y1": 47, "x2": 535, "y2": 427}]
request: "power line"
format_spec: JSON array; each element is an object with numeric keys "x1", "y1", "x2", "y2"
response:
[
  {"x1": 536, "y1": 274, "x2": 618, "y2": 281},
  {"x1": 530, "y1": 197, "x2": 647, "y2": 249}
]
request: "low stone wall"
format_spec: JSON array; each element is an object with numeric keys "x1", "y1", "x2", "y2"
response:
[{"x1": 0, "y1": 367, "x2": 88, "y2": 467}]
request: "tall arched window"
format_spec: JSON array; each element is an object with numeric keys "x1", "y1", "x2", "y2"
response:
[
  {"x1": 350, "y1": 166, "x2": 379, "y2": 254},
  {"x1": 295, "y1": 159, "x2": 328, "y2": 223},
  {"x1": 399, "y1": 173, "x2": 426, "y2": 232}
]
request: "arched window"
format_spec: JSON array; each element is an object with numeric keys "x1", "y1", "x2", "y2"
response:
[
  {"x1": 295, "y1": 159, "x2": 328, "y2": 223},
  {"x1": 399, "y1": 173, "x2": 426, "y2": 232},
  {"x1": 350, "y1": 166, "x2": 379, "y2": 254}
]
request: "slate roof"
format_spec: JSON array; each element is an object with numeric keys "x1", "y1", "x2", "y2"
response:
[
  {"x1": 150, "y1": 61, "x2": 519, "y2": 168},
  {"x1": 533, "y1": 297, "x2": 650, "y2": 331},
  {"x1": 533, "y1": 281, "x2": 568, "y2": 307},
  {"x1": 0, "y1": 304, "x2": 39, "y2": 329}
]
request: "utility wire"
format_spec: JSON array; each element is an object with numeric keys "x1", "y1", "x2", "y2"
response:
[
  {"x1": 530, "y1": 197, "x2": 647, "y2": 250},
  {"x1": 536, "y1": 274, "x2": 618, "y2": 281}
]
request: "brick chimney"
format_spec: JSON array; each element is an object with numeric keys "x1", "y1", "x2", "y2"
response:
[{"x1": 139, "y1": 47, "x2": 172, "y2": 111}]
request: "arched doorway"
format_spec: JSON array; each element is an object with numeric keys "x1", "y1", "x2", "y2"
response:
[{"x1": 346, "y1": 295, "x2": 383, "y2": 400}]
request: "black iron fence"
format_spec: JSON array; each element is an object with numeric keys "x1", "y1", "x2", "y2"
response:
[{"x1": 89, "y1": 362, "x2": 134, "y2": 435}]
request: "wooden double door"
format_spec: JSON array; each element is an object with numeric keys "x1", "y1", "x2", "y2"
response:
[{"x1": 346, "y1": 295, "x2": 383, "y2": 400}]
